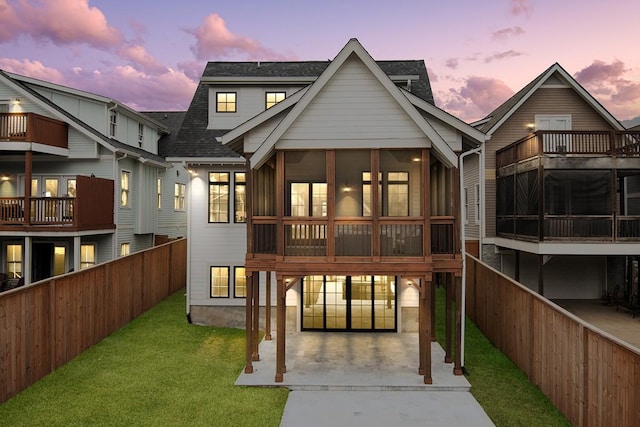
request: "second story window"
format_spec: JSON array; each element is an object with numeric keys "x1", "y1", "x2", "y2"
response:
[
  {"x1": 157, "y1": 178, "x2": 162, "y2": 209},
  {"x1": 266, "y1": 91, "x2": 285, "y2": 109},
  {"x1": 109, "y1": 111, "x2": 117, "y2": 137},
  {"x1": 290, "y1": 182, "x2": 327, "y2": 217},
  {"x1": 120, "y1": 171, "x2": 130, "y2": 207},
  {"x1": 138, "y1": 123, "x2": 144, "y2": 147},
  {"x1": 386, "y1": 172, "x2": 409, "y2": 216},
  {"x1": 174, "y1": 183, "x2": 186, "y2": 211},
  {"x1": 209, "y1": 172, "x2": 229, "y2": 223},
  {"x1": 234, "y1": 172, "x2": 246, "y2": 223},
  {"x1": 216, "y1": 92, "x2": 236, "y2": 113}
]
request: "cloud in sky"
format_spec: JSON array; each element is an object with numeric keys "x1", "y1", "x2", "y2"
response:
[
  {"x1": 574, "y1": 59, "x2": 640, "y2": 120},
  {"x1": 437, "y1": 76, "x2": 514, "y2": 122},
  {"x1": 484, "y1": 50, "x2": 523, "y2": 63},
  {"x1": 492, "y1": 26, "x2": 525, "y2": 40},
  {"x1": 0, "y1": 58, "x2": 65, "y2": 83},
  {"x1": 445, "y1": 58, "x2": 458, "y2": 70},
  {"x1": 187, "y1": 13, "x2": 294, "y2": 61},
  {"x1": 0, "y1": 0, "x2": 123, "y2": 48},
  {"x1": 510, "y1": 0, "x2": 533, "y2": 17}
]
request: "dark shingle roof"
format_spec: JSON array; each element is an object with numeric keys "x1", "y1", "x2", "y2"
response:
[
  {"x1": 144, "y1": 111, "x2": 187, "y2": 157},
  {"x1": 171, "y1": 60, "x2": 435, "y2": 159}
]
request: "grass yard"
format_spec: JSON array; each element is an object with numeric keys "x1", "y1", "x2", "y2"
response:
[
  {"x1": 434, "y1": 287, "x2": 570, "y2": 427},
  {"x1": 1, "y1": 287, "x2": 569, "y2": 426},
  {"x1": 0, "y1": 290, "x2": 288, "y2": 426}
]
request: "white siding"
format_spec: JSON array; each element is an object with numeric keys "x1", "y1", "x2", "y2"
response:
[
  {"x1": 463, "y1": 154, "x2": 480, "y2": 239},
  {"x1": 156, "y1": 164, "x2": 188, "y2": 238},
  {"x1": 188, "y1": 165, "x2": 249, "y2": 306},
  {"x1": 134, "y1": 163, "x2": 158, "y2": 235},
  {"x1": 209, "y1": 86, "x2": 305, "y2": 130},
  {"x1": 280, "y1": 56, "x2": 424, "y2": 146}
]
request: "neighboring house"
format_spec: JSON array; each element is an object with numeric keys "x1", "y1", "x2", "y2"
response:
[
  {"x1": 465, "y1": 63, "x2": 640, "y2": 301},
  {"x1": 173, "y1": 39, "x2": 485, "y2": 382},
  {"x1": 0, "y1": 70, "x2": 186, "y2": 288}
]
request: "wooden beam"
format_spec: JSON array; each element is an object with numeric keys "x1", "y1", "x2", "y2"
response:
[
  {"x1": 423, "y1": 148, "x2": 431, "y2": 256},
  {"x1": 275, "y1": 276, "x2": 285, "y2": 382},
  {"x1": 252, "y1": 271, "x2": 260, "y2": 361},
  {"x1": 454, "y1": 274, "x2": 463, "y2": 375},
  {"x1": 423, "y1": 276, "x2": 433, "y2": 384},
  {"x1": 265, "y1": 272, "x2": 272, "y2": 340},
  {"x1": 418, "y1": 278, "x2": 424, "y2": 375},
  {"x1": 445, "y1": 273, "x2": 453, "y2": 363},
  {"x1": 371, "y1": 149, "x2": 380, "y2": 257},
  {"x1": 431, "y1": 278, "x2": 436, "y2": 342},
  {"x1": 244, "y1": 271, "x2": 254, "y2": 374}
]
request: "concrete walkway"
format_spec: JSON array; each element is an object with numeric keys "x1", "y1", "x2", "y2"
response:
[{"x1": 236, "y1": 333, "x2": 494, "y2": 426}]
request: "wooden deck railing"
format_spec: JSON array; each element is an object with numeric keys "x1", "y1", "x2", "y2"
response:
[
  {"x1": 497, "y1": 214, "x2": 640, "y2": 241},
  {"x1": 496, "y1": 130, "x2": 640, "y2": 168},
  {"x1": 466, "y1": 255, "x2": 640, "y2": 426},
  {"x1": 0, "y1": 112, "x2": 68, "y2": 149},
  {"x1": 0, "y1": 238, "x2": 187, "y2": 404},
  {"x1": 0, "y1": 175, "x2": 114, "y2": 230},
  {"x1": 251, "y1": 216, "x2": 454, "y2": 257}
]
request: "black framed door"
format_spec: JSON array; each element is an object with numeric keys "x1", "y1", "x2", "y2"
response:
[{"x1": 301, "y1": 275, "x2": 397, "y2": 331}]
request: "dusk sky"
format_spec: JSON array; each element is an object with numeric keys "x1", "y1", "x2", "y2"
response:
[{"x1": 1, "y1": 0, "x2": 639, "y2": 124}]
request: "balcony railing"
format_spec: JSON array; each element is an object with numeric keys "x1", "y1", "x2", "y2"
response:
[
  {"x1": 0, "y1": 176, "x2": 114, "y2": 230},
  {"x1": 496, "y1": 131, "x2": 640, "y2": 168},
  {"x1": 251, "y1": 216, "x2": 455, "y2": 257},
  {"x1": 0, "y1": 113, "x2": 68, "y2": 149},
  {"x1": 497, "y1": 214, "x2": 640, "y2": 241}
]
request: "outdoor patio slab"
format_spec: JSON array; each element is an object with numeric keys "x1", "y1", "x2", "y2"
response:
[{"x1": 235, "y1": 332, "x2": 471, "y2": 391}]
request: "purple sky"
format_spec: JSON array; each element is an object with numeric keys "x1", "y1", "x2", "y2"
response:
[{"x1": 1, "y1": 0, "x2": 639, "y2": 123}]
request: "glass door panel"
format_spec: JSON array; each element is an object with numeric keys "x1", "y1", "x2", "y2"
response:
[
  {"x1": 373, "y1": 275, "x2": 396, "y2": 330},
  {"x1": 350, "y1": 275, "x2": 373, "y2": 329},
  {"x1": 325, "y1": 276, "x2": 347, "y2": 329},
  {"x1": 302, "y1": 275, "x2": 325, "y2": 329}
]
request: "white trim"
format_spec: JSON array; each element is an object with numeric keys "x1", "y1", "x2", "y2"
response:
[
  {"x1": 250, "y1": 39, "x2": 458, "y2": 169},
  {"x1": 494, "y1": 237, "x2": 640, "y2": 255}
]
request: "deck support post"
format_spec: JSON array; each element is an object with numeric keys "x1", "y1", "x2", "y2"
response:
[
  {"x1": 454, "y1": 273, "x2": 463, "y2": 375},
  {"x1": 244, "y1": 271, "x2": 254, "y2": 374},
  {"x1": 275, "y1": 277, "x2": 286, "y2": 382},
  {"x1": 424, "y1": 276, "x2": 433, "y2": 384},
  {"x1": 265, "y1": 272, "x2": 272, "y2": 340},
  {"x1": 252, "y1": 271, "x2": 260, "y2": 361},
  {"x1": 445, "y1": 273, "x2": 453, "y2": 363}
]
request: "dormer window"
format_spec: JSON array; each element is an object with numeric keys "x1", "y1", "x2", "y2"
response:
[
  {"x1": 266, "y1": 91, "x2": 286, "y2": 109},
  {"x1": 216, "y1": 92, "x2": 237, "y2": 113}
]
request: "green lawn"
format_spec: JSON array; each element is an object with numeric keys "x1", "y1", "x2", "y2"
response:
[
  {"x1": 0, "y1": 290, "x2": 288, "y2": 427},
  {"x1": 1, "y1": 288, "x2": 569, "y2": 426}
]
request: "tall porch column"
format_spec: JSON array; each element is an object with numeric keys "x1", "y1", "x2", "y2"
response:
[
  {"x1": 24, "y1": 236, "x2": 32, "y2": 285},
  {"x1": 275, "y1": 276, "x2": 286, "y2": 382},
  {"x1": 73, "y1": 236, "x2": 81, "y2": 272},
  {"x1": 252, "y1": 271, "x2": 260, "y2": 361},
  {"x1": 24, "y1": 151, "x2": 32, "y2": 226},
  {"x1": 419, "y1": 276, "x2": 433, "y2": 384},
  {"x1": 265, "y1": 272, "x2": 272, "y2": 340},
  {"x1": 431, "y1": 280, "x2": 436, "y2": 342},
  {"x1": 244, "y1": 272, "x2": 254, "y2": 374},
  {"x1": 445, "y1": 272, "x2": 453, "y2": 363},
  {"x1": 454, "y1": 273, "x2": 463, "y2": 375}
]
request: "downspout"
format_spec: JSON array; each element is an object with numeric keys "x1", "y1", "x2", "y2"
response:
[
  {"x1": 113, "y1": 152, "x2": 127, "y2": 259},
  {"x1": 459, "y1": 144, "x2": 482, "y2": 370},
  {"x1": 184, "y1": 161, "x2": 193, "y2": 323}
]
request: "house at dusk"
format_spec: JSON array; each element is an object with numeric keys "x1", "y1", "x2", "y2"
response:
[
  {"x1": 0, "y1": 70, "x2": 187, "y2": 290},
  {"x1": 171, "y1": 38, "x2": 485, "y2": 382},
  {"x1": 464, "y1": 63, "x2": 640, "y2": 304}
]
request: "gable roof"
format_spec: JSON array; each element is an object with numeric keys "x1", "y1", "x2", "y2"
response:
[
  {"x1": 0, "y1": 70, "x2": 169, "y2": 166},
  {"x1": 171, "y1": 48, "x2": 436, "y2": 162},
  {"x1": 224, "y1": 38, "x2": 458, "y2": 168},
  {"x1": 475, "y1": 63, "x2": 624, "y2": 135}
]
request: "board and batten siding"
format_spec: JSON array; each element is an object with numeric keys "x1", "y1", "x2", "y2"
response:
[
  {"x1": 484, "y1": 84, "x2": 616, "y2": 238},
  {"x1": 463, "y1": 153, "x2": 480, "y2": 239},
  {"x1": 188, "y1": 166, "x2": 249, "y2": 306},
  {"x1": 280, "y1": 56, "x2": 425, "y2": 147},
  {"x1": 156, "y1": 164, "x2": 188, "y2": 238}
]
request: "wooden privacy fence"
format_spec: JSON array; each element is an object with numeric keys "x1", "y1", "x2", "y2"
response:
[
  {"x1": 0, "y1": 238, "x2": 187, "y2": 404},
  {"x1": 465, "y1": 255, "x2": 640, "y2": 426}
]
